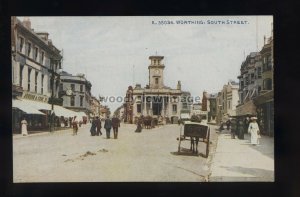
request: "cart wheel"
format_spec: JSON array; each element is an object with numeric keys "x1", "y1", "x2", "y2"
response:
[{"x1": 205, "y1": 128, "x2": 210, "y2": 158}]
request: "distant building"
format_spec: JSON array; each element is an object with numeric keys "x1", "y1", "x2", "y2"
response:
[
  {"x1": 191, "y1": 102, "x2": 202, "y2": 115},
  {"x1": 123, "y1": 86, "x2": 134, "y2": 123},
  {"x1": 127, "y1": 55, "x2": 192, "y2": 124},
  {"x1": 236, "y1": 52, "x2": 262, "y2": 116},
  {"x1": 59, "y1": 71, "x2": 92, "y2": 119},
  {"x1": 100, "y1": 105, "x2": 110, "y2": 119},
  {"x1": 216, "y1": 80, "x2": 239, "y2": 124},
  {"x1": 208, "y1": 93, "x2": 218, "y2": 123},
  {"x1": 90, "y1": 96, "x2": 101, "y2": 118}
]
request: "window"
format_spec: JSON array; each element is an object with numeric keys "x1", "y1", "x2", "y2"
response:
[
  {"x1": 228, "y1": 101, "x2": 231, "y2": 109},
  {"x1": 40, "y1": 51, "x2": 44, "y2": 64},
  {"x1": 155, "y1": 78, "x2": 159, "y2": 84},
  {"x1": 35, "y1": 71, "x2": 38, "y2": 93},
  {"x1": 257, "y1": 67, "x2": 262, "y2": 78},
  {"x1": 172, "y1": 104, "x2": 177, "y2": 113},
  {"x1": 28, "y1": 68, "x2": 31, "y2": 91},
  {"x1": 80, "y1": 96, "x2": 84, "y2": 107},
  {"x1": 18, "y1": 37, "x2": 24, "y2": 53},
  {"x1": 70, "y1": 96, "x2": 75, "y2": 106},
  {"x1": 251, "y1": 73, "x2": 255, "y2": 84},
  {"x1": 27, "y1": 42, "x2": 31, "y2": 57},
  {"x1": 19, "y1": 65, "x2": 24, "y2": 86},
  {"x1": 71, "y1": 84, "x2": 75, "y2": 91},
  {"x1": 263, "y1": 78, "x2": 272, "y2": 90},
  {"x1": 182, "y1": 103, "x2": 188, "y2": 109},
  {"x1": 34, "y1": 47, "x2": 38, "y2": 61},
  {"x1": 80, "y1": 85, "x2": 83, "y2": 92},
  {"x1": 137, "y1": 104, "x2": 141, "y2": 113},
  {"x1": 41, "y1": 74, "x2": 44, "y2": 94}
]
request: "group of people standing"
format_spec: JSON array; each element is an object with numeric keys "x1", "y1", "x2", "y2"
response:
[
  {"x1": 220, "y1": 116, "x2": 261, "y2": 146},
  {"x1": 90, "y1": 115, "x2": 121, "y2": 139}
]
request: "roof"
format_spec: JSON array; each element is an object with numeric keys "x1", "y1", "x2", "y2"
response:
[{"x1": 184, "y1": 121, "x2": 208, "y2": 127}]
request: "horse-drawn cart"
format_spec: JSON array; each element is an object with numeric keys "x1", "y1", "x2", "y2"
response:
[{"x1": 177, "y1": 121, "x2": 210, "y2": 158}]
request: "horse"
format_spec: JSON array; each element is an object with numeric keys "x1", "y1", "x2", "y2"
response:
[
  {"x1": 143, "y1": 116, "x2": 152, "y2": 129},
  {"x1": 190, "y1": 137, "x2": 200, "y2": 154}
]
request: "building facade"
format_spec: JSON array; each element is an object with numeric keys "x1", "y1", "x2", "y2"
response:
[
  {"x1": 208, "y1": 93, "x2": 218, "y2": 124},
  {"x1": 90, "y1": 96, "x2": 101, "y2": 118},
  {"x1": 236, "y1": 52, "x2": 262, "y2": 116},
  {"x1": 236, "y1": 32, "x2": 274, "y2": 136},
  {"x1": 254, "y1": 34, "x2": 274, "y2": 136},
  {"x1": 216, "y1": 80, "x2": 239, "y2": 124},
  {"x1": 12, "y1": 17, "x2": 63, "y2": 132},
  {"x1": 59, "y1": 72, "x2": 92, "y2": 117},
  {"x1": 128, "y1": 56, "x2": 191, "y2": 124}
]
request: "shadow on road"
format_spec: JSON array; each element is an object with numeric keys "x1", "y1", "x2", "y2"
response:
[
  {"x1": 171, "y1": 148, "x2": 207, "y2": 158},
  {"x1": 220, "y1": 165, "x2": 274, "y2": 180}
]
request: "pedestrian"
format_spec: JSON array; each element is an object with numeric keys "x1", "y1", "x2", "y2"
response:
[
  {"x1": 69, "y1": 117, "x2": 72, "y2": 128},
  {"x1": 244, "y1": 116, "x2": 250, "y2": 134},
  {"x1": 230, "y1": 118, "x2": 236, "y2": 139},
  {"x1": 104, "y1": 116, "x2": 112, "y2": 139},
  {"x1": 135, "y1": 117, "x2": 142, "y2": 133},
  {"x1": 90, "y1": 118, "x2": 96, "y2": 136},
  {"x1": 219, "y1": 121, "x2": 224, "y2": 131},
  {"x1": 248, "y1": 116, "x2": 260, "y2": 145},
  {"x1": 72, "y1": 116, "x2": 79, "y2": 135},
  {"x1": 237, "y1": 118, "x2": 245, "y2": 139},
  {"x1": 226, "y1": 119, "x2": 231, "y2": 130},
  {"x1": 95, "y1": 116, "x2": 102, "y2": 136},
  {"x1": 112, "y1": 115, "x2": 120, "y2": 139},
  {"x1": 21, "y1": 117, "x2": 28, "y2": 136}
]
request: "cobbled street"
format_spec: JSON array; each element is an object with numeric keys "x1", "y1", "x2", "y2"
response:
[{"x1": 13, "y1": 123, "x2": 218, "y2": 182}]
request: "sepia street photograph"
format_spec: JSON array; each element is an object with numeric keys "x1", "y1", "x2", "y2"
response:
[{"x1": 11, "y1": 16, "x2": 274, "y2": 182}]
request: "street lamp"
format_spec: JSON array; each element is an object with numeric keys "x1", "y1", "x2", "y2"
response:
[{"x1": 49, "y1": 59, "x2": 62, "y2": 132}]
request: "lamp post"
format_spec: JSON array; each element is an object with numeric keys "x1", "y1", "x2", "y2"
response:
[{"x1": 49, "y1": 59, "x2": 62, "y2": 132}]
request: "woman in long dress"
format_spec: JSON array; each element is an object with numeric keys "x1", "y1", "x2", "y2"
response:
[
  {"x1": 21, "y1": 118, "x2": 28, "y2": 136},
  {"x1": 248, "y1": 117, "x2": 260, "y2": 145}
]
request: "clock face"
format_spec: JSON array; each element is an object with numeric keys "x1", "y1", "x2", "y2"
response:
[
  {"x1": 66, "y1": 89, "x2": 73, "y2": 96},
  {"x1": 155, "y1": 69, "x2": 160, "y2": 74}
]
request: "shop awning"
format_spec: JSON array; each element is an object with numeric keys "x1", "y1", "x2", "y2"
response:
[
  {"x1": 53, "y1": 105, "x2": 78, "y2": 117},
  {"x1": 12, "y1": 99, "x2": 46, "y2": 115},
  {"x1": 12, "y1": 99, "x2": 79, "y2": 118}
]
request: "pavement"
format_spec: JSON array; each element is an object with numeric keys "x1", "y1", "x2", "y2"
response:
[
  {"x1": 13, "y1": 123, "x2": 90, "y2": 139},
  {"x1": 209, "y1": 127, "x2": 274, "y2": 182}
]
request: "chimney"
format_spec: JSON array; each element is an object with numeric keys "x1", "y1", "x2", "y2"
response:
[
  {"x1": 177, "y1": 81, "x2": 181, "y2": 90},
  {"x1": 22, "y1": 17, "x2": 31, "y2": 30}
]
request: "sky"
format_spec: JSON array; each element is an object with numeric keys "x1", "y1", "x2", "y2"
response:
[{"x1": 19, "y1": 16, "x2": 273, "y2": 113}]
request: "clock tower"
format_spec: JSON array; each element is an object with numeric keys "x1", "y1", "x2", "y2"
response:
[{"x1": 148, "y1": 56, "x2": 165, "y2": 89}]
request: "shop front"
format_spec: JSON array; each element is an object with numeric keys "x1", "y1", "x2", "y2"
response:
[
  {"x1": 12, "y1": 97, "x2": 81, "y2": 133},
  {"x1": 254, "y1": 91, "x2": 274, "y2": 136}
]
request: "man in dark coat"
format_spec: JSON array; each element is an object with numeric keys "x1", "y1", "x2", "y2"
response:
[
  {"x1": 90, "y1": 118, "x2": 96, "y2": 136},
  {"x1": 104, "y1": 116, "x2": 112, "y2": 139},
  {"x1": 112, "y1": 115, "x2": 120, "y2": 139},
  {"x1": 95, "y1": 116, "x2": 102, "y2": 136},
  {"x1": 237, "y1": 118, "x2": 245, "y2": 139}
]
